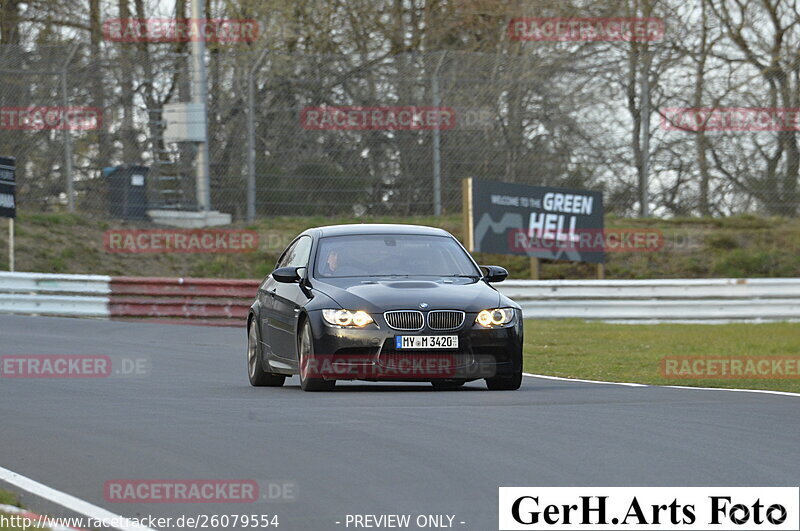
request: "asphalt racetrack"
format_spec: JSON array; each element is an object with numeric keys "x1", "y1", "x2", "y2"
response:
[{"x1": 1, "y1": 315, "x2": 799, "y2": 530}]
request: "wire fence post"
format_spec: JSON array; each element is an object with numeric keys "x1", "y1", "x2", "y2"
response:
[
  {"x1": 430, "y1": 52, "x2": 447, "y2": 216},
  {"x1": 247, "y1": 49, "x2": 268, "y2": 222},
  {"x1": 8, "y1": 218, "x2": 14, "y2": 272},
  {"x1": 640, "y1": 46, "x2": 652, "y2": 218},
  {"x1": 61, "y1": 43, "x2": 79, "y2": 213},
  {"x1": 191, "y1": 0, "x2": 211, "y2": 212}
]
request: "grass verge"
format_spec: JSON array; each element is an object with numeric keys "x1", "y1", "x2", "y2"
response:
[
  {"x1": 522, "y1": 320, "x2": 800, "y2": 393},
  {"x1": 0, "y1": 211, "x2": 797, "y2": 279},
  {"x1": 0, "y1": 514, "x2": 31, "y2": 531},
  {"x1": 0, "y1": 489, "x2": 32, "y2": 531},
  {"x1": 0, "y1": 490, "x2": 19, "y2": 507}
]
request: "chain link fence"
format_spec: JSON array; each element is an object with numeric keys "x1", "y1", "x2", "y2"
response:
[{"x1": 1, "y1": 34, "x2": 798, "y2": 221}]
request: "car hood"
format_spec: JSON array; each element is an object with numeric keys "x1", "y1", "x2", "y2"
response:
[{"x1": 311, "y1": 277, "x2": 504, "y2": 313}]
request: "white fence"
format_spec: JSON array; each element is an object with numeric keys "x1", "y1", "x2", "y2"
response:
[
  {"x1": 0, "y1": 272, "x2": 110, "y2": 318},
  {"x1": 0, "y1": 272, "x2": 798, "y2": 323},
  {"x1": 500, "y1": 278, "x2": 800, "y2": 322}
]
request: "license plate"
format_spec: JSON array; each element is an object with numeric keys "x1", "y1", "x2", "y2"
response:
[{"x1": 395, "y1": 335, "x2": 458, "y2": 349}]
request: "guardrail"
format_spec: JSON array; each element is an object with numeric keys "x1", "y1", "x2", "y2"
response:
[
  {"x1": 0, "y1": 272, "x2": 110, "y2": 318},
  {"x1": 501, "y1": 278, "x2": 800, "y2": 321},
  {"x1": 0, "y1": 272, "x2": 257, "y2": 326},
  {"x1": 0, "y1": 273, "x2": 798, "y2": 324}
]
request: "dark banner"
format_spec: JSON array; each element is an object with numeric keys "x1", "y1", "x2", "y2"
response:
[
  {"x1": 0, "y1": 156, "x2": 15, "y2": 219},
  {"x1": 465, "y1": 178, "x2": 604, "y2": 264}
]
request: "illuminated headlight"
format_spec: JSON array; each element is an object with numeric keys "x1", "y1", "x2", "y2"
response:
[
  {"x1": 322, "y1": 309, "x2": 374, "y2": 328},
  {"x1": 475, "y1": 308, "x2": 515, "y2": 327}
]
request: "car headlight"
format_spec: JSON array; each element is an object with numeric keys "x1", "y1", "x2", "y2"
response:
[
  {"x1": 475, "y1": 308, "x2": 515, "y2": 327},
  {"x1": 322, "y1": 309, "x2": 374, "y2": 328}
]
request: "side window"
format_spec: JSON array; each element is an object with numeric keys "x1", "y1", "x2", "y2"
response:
[
  {"x1": 276, "y1": 236, "x2": 312, "y2": 269},
  {"x1": 287, "y1": 236, "x2": 312, "y2": 268},
  {"x1": 276, "y1": 240, "x2": 299, "y2": 269}
]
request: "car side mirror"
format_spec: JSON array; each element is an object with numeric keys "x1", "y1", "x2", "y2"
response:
[
  {"x1": 272, "y1": 266, "x2": 302, "y2": 283},
  {"x1": 480, "y1": 265, "x2": 508, "y2": 283}
]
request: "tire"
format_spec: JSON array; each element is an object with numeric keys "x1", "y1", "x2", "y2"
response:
[
  {"x1": 431, "y1": 380, "x2": 466, "y2": 391},
  {"x1": 248, "y1": 318, "x2": 286, "y2": 387},
  {"x1": 485, "y1": 371, "x2": 522, "y2": 391},
  {"x1": 298, "y1": 319, "x2": 335, "y2": 392},
  {"x1": 486, "y1": 347, "x2": 523, "y2": 390}
]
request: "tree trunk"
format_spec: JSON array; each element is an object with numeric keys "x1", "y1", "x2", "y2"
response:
[
  {"x1": 118, "y1": 0, "x2": 139, "y2": 162},
  {"x1": 0, "y1": 0, "x2": 22, "y2": 44},
  {"x1": 695, "y1": 0, "x2": 711, "y2": 216}
]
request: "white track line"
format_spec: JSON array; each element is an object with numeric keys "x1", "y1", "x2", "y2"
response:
[
  {"x1": 523, "y1": 372, "x2": 800, "y2": 397},
  {"x1": 658, "y1": 384, "x2": 800, "y2": 398},
  {"x1": 523, "y1": 373, "x2": 646, "y2": 387},
  {"x1": 0, "y1": 466, "x2": 156, "y2": 531}
]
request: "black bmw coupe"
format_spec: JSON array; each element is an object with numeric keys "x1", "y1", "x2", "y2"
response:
[{"x1": 247, "y1": 224, "x2": 523, "y2": 391}]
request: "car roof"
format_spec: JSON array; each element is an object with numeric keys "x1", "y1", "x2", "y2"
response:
[{"x1": 309, "y1": 224, "x2": 452, "y2": 238}]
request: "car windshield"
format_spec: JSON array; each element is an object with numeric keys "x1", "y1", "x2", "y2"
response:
[{"x1": 315, "y1": 234, "x2": 480, "y2": 278}]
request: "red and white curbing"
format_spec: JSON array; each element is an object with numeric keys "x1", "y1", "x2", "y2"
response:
[{"x1": 0, "y1": 503, "x2": 86, "y2": 531}]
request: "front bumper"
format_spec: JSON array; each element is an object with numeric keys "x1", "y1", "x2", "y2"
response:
[{"x1": 305, "y1": 309, "x2": 523, "y2": 381}]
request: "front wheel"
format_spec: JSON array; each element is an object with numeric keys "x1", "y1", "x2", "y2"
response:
[
  {"x1": 298, "y1": 320, "x2": 335, "y2": 392},
  {"x1": 485, "y1": 371, "x2": 522, "y2": 391},
  {"x1": 248, "y1": 319, "x2": 286, "y2": 387}
]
